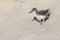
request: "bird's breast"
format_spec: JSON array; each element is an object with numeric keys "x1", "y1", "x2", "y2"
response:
[{"x1": 34, "y1": 14, "x2": 46, "y2": 21}]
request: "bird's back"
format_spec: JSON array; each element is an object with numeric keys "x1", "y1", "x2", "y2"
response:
[{"x1": 36, "y1": 9, "x2": 49, "y2": 15}]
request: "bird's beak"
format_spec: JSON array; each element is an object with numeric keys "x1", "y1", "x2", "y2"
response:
[{"x1": 29, "y1": 10, "x2": 32, "y2": 14}]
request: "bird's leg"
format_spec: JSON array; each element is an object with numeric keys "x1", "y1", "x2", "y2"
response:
[
  {"x1": 43, "y1": 19, "x2": 45, "y2": 23},
  {"x1": 32, "y1": 17, "x2": 36, "y2": 21},
  {"x1": 40, "y1": 21, "x2": 42, "y2": 25},
  {"x1": 44, "y1": 17, "x2": 49, "y2": 22},
  {"x1": 40, "y1": 22, "x2": 42, "y2": 25},
  {"x1": 40, "y1": 19, "x2": 43, "y2": 25}
]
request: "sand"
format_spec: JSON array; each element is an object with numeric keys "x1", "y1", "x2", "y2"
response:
[{"x1": 0, "y1": 0, "x2": 60, "y2": 40}]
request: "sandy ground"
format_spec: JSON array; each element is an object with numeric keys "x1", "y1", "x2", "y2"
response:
[{"x1": 0, "y1": 0, "x2": 60, "y2": 40}]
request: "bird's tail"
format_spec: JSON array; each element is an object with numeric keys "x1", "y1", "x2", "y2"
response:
[{"x1": 44, "y1": 9, "x2": 49, "y2": 13}]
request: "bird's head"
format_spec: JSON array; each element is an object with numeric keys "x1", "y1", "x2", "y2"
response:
[{"x1": 29, "y1": 8, "x2": 37, "y2": 14}]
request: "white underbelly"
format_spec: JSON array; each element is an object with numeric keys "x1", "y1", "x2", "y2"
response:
[
  {"x1": 35, "y1": 15, "x2": 46, "y2": 20},
  {"x1": 32, "y1": 11, "x2": 46, "y2": 21},
  {"x1": 34, "y1": 13, "x2": 46, "y2": 21}
]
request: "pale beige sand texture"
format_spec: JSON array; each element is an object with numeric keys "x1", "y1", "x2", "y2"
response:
[
  {"x1": 0, "y1": 0, "x2": 16, "y2": 11},
  {"x1": 0, "y1": 0, "x2": 60, "y2": 40}
]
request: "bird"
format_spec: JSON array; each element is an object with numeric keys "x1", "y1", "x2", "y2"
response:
[{"x1": 29, "y1": 8, "x2": 50, "y2": 25}]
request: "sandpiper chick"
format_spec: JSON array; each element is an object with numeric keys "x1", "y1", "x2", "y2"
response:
[{"x1": 29, "y1": 8, "x2": 50, "y2": 25}]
